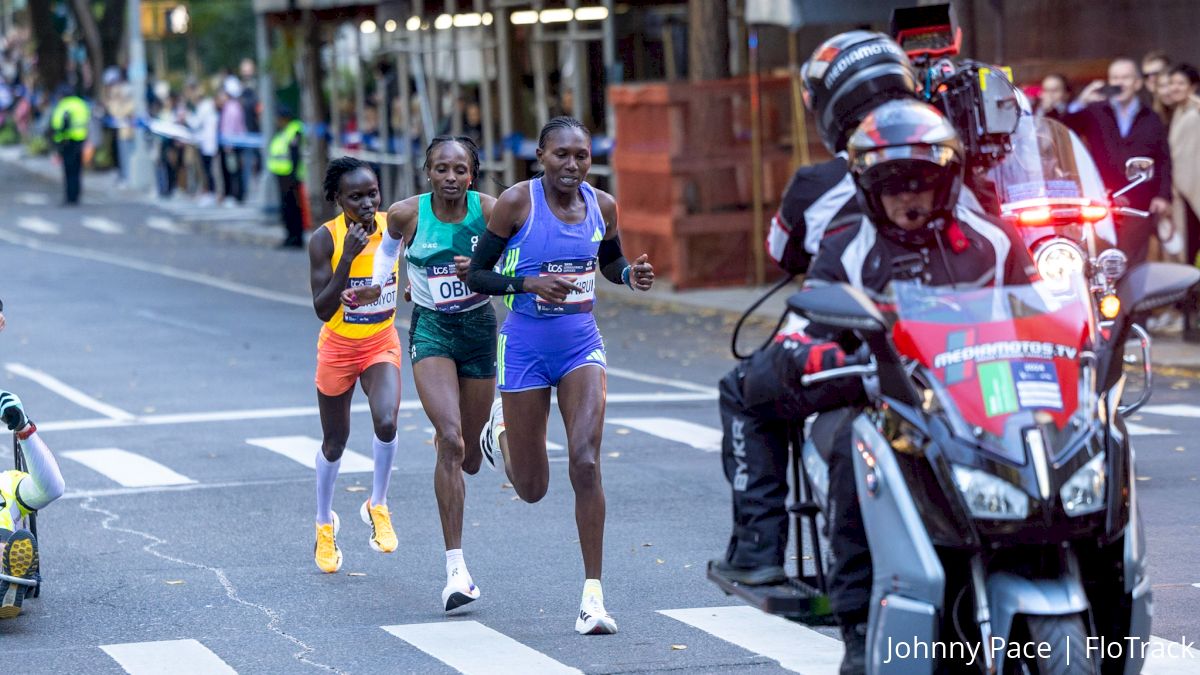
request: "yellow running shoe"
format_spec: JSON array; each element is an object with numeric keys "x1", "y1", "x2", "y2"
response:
[
  {"x1": 314, "y1": 511, "x2": 342, "y2": 574},
  {"x1": 359, "y1": 500, "x2": 397, "y2": 553},
  {"x1": 0, "y1": 529, "x2": 38, "y2": 619}
]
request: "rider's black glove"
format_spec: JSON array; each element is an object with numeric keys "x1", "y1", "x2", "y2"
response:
[{"x1": 0, "y1": 390, "x2": 31, "y2": 433}]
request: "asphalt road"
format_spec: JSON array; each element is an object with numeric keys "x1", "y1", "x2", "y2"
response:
[{"x1": 0, "y1": 164, "x2": 1196, "y2": 674}]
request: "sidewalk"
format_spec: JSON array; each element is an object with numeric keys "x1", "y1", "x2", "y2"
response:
[
  {"x1": 5, "y1": 147, "x2": 1199, "y2": 373},
  {"x1": 0, "y1": 146, "x2": 283, "y2": 246}
]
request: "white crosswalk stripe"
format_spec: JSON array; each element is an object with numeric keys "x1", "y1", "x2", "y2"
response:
[
  {"x1": 1145, "y1": 636, "x2": 1200, "y2": 674},
  {"x1": 660, "y1": 605, "x2": 842, "y2": 674},
  {"x1": 608, "y1": 417, "x2": 723, "y2": 452},
  {"x1": 16, "y1": 193, "x2": 51, "y2": 206},
  {"x1": 382, "y1": 621, "x2": 582, "y2": 675},
  {"x1": 144, "y1": 216, "x2": 187, "y2": 235},
  {"x1": 79, "y1": 612, "x2": 1200, "y2": 674},
  {"x1": 1127, "y1": 422, "x2": 1174, "y2": 436},
  {"x1": 81, "y1": 215, "x2": 126, "y2": 234},
  {"x1": 16, "y1": 215, "x2": 61, "y2": 235},
  {"x1": 63, "y1": 448, "x2": 196, "y2": 487},
  {"x1": 1141, "y1": 404, "x2": 1200, "y2": 418},
  {"x1": 100, "y1": 638, "x2": 236, "y2": 674},
  {"x1": 245, "y1": 435, "x2": 375, "y2": 473}
]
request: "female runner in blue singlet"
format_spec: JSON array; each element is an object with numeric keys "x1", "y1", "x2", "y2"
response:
[{"x1": 465, "y1": 117, "x2": 654, "y2": 636}]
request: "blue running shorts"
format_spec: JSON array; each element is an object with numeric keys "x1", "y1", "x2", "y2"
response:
[{"x1": 496, "y1": 312, "x2": 606, "y2": 392}]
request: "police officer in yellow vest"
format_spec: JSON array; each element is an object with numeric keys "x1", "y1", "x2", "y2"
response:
[
  {"x1": 269, "y1": 106, "x2": 307, "y2": 248},
  {"x1": 50, "y1": 87, "x2": 91, "y2": 205},
  {"x1": 0, "y1": 390, "x2": 65, "y2": 619}
]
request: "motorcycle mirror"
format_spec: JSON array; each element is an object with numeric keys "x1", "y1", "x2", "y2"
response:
[
  {"x1": 786, "y1": 284, "x2": 887, "y2": 333},
  {"x1": 1124, "y1": 157, "x2": 1154, "y2": 182},
  {"x1": 1116, "y1": 261, "x2": 1200, "y2": 315}
]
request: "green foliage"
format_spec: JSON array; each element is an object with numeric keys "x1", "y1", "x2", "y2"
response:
[
  {"x1": 162, "y1": 0, "x2": 256, "y2": 76},
  {"x1": 26, "y1": 135, "x2": 50, "y2": 157}
]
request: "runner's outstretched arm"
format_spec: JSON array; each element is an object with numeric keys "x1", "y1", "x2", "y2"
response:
[
  {"x1": 0, "y1": 391, "x2": 65, "y2": 511},
  {"x1": 16, "y1": 432, "x2": 65, "y2": 511}
]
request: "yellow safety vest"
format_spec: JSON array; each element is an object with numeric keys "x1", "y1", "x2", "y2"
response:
[
  {"x1": 51, "y1": 96, "x2": 90, "y2": 143},
  {"x1": 0, "y1": 470, "x2": 31, "y2": 531},
  {"x1": 268, "y1": 120, "x2": 305, "y2": 178}
]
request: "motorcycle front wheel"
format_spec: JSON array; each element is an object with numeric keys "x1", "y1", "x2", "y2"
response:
[{"x1": 1004, "y1": 614, "x2": 1098, "y2": 675}]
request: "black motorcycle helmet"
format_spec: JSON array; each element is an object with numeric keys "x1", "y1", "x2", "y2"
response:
[
  {"x1": 801, "y1": 31, "x2": 918, "y2": 154},
  {"x1": 846, "y1": 99, "x2": 964, "y2": 246}
]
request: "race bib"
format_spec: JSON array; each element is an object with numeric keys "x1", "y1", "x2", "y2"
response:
[
  {"x1": 536, "y1": 258, "x2": 596, "y2": 315},
  {"x1": 427, "y1": 262, "x2": 486, "y2": 313},
  {"x1": 344, "y1": 274, "x2": 397, "y2": 324}
]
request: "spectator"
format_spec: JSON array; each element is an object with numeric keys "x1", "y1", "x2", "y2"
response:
[
  {"x1": 218, "y1": 76, "x2": 246, "y2": 204},
  {"x1": 103, "y1": 68, "x2": 135, "y2": 188},
  {"x1": 1142, "y1": 50, "x2": 1171, "y2": 121},
  {"x1": 187, "y1": 80, "x2": 219, "y2": 206},
  {"x1": 1067, "y1": 58, "x2": 1172, "y2": 266},
  {"x1": 238, "y1": 58, "x2": 261, "y2": 180},
  {"x1": 1037, "y1": 73, "x2": 1072, "y2": 119},
  {"x1": 1162, "y1": 63, "x2": 1200, "y2": 340}
]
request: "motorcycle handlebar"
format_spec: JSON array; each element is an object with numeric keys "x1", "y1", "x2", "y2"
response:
[{"x1": 800, "y1": 359, "x2": 878, "y2": 386}]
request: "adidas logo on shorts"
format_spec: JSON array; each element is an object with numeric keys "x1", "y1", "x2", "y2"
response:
[{"x1": 585, "y1": 349, "x2": 606, "y2": 364}]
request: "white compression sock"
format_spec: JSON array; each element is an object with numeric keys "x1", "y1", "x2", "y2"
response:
[
  {"x1": 583, "y1": 578, "x2": 604, "y2": 604},
  {"x1": 446, "y1": 548, "x2": 466, "y2": 578}
]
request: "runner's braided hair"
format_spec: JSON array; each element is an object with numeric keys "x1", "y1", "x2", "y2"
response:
[
  {"x1": 424, "y1": 135, "x2": 482, "y2": 188},
  {"x1": 323, "y1": 156, "x2": 377, "y2": 202},
  {"x1": 538, "y1": 116, "x2": 590, "y2": 148}
]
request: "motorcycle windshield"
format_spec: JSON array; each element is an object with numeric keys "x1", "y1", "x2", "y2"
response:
[
  {"x1": 985, "y1": 115, "x2": 1117, "y2": 247},
  {"x1": 890, "y1": 276, "x2": 1096, "y2": 462}
]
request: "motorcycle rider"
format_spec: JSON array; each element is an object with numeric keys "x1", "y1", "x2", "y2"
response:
[
  {"x1": 713, "y1": 30, "x2": 919, "y2": 587},
  {"x1": 725, "y1": 99, "x2": 1037, "y2": 674}
]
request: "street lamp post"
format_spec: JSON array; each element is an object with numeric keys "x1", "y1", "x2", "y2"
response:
[{"x1": 127, "y1": 0, "x2": 154, "y2": 192}]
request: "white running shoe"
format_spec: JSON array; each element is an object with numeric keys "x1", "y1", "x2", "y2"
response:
[
  {"x1": 575, "y1": 594, "x2": 618, "y2": 635},
  {"x1": 441, "y1": 567, "x2": 481, "y2": 612},
  {"x1": 479, "y1": 397, "x2": 506, "y2": 473}
]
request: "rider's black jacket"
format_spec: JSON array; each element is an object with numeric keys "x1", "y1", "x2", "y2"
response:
[
  {"x1": 805, "y1": 206, "x2": 1038, "y2": 297},
  {"x1": 741, "y1": 206, "x2": 1037, "y2": 411}
]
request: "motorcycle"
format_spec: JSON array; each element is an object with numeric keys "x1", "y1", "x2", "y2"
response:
[{"x1": 759, "y1": 259, "x2": 1197, "y2": 674}]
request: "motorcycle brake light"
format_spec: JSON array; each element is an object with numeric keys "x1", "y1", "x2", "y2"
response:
[
  {"x1": 1016, "y1": 207, "x2": 1053, "y2": 226},
  {"x1": 1080, "y1": 205, "x2": 1109, "y2": 222}
]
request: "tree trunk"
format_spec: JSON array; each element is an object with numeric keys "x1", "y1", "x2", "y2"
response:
[
  {"x1": 688, "y1": 0, "x2": 729, "y2": 81},
  {"x1": 68, "y1": 0, "x2": 106, "y2": 98},
  {"x1": 30, "y1": 1, "x2": 68, "y2": 93},
  {"x1": 100, "y1": 0, "x2": 128, "y2": 69}
]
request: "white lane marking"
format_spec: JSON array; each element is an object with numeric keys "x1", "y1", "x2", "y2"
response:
[
  {"x1": 16, "y1": 216, "x2": 61, "y2": 235},
  {"x1": 64, "y1": 448, "x2": 196, "y2": 487},
  {"x1": 246, "y1": 436, "x2": 375, "y2": 473},
  {"x1": 382, "y1": 621, "x2": 582, "y2": 675},
  {"x1": 606, "y1": 366, "x2": 719, "y2": 395},
  {"x1": 1145, "y1": 636, "x2": 1200, "y2": 673},
  {"x1": 5, "y1": 362, "x2": 136, "y2": 421},
  {"x1": 1127, "y1": 423, "x2": 1174, "y2": 436},
  {"x1": 81, "y1": 215, "x2": 126, "y2": 234},
  {"x1": 608, "y1": 417, "x2": 723, "y2": 451},
  {"x1": 1141, "y1": 404, "x2": 1200, "y2": 418},
  {"x1": 606, "y1": 392, "x2": 715, "y2": 403},
  {"x1": 659, "y1": 606, "x2": 842, "y2": 674},
  {"x1": 144, "y1": 216, "x2": 187, "y2": 234},
  {"x1": 1193, "y1": 583, "x2": 1200, "y2": 590},
  {"x1": 134, "y1": 309, "x2": 230, "y2": 336},
  {"x1": 16, "y1": 193, "x2": 51, "y2": 206},
  {"x1": 35, "y1": 393, "x2": 714, "y2": 433},
  {"x1": 60, "y1": 476, "x2": 312, "y2": 500},
  {"x1": 100, "y1": 639, "x2": 238, "y2": 675},
  {"x1": 0, "y1": 228, "x2": 311, "y2": 307}
]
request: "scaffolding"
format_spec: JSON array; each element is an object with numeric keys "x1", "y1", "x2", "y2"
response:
[{"x1": 255, "y1": 0, "x2": 618, "y2": 206}]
